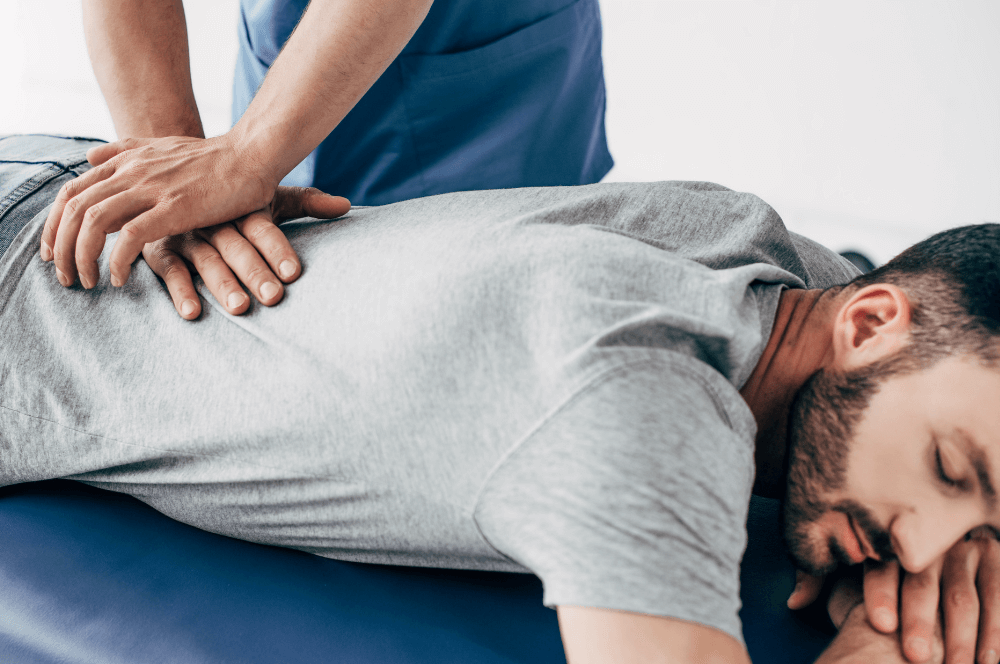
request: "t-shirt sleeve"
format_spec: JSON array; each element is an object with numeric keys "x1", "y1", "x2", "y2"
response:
[{"x1": 473, "y1": 353, "x2": 755, "y2": 644}]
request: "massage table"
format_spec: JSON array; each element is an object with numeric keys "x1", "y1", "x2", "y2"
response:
[{"x1": 0, "y1": 480, "x2": 833, "y2": 663}]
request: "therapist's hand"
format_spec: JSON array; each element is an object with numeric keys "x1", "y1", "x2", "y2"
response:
[
  {"x1": 141, "y1": 186, "x2": 351, "y2": 320},
  {"x1": 40, "y1": 134, "x2": 285, "y2": 290},
  {"x1": 788, "y1": 527, "x2": 1000, "y2": 664}
]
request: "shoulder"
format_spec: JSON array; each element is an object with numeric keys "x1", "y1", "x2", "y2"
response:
[{"x1": 788, "y1": 231, "x2": 863, "y2": 288}]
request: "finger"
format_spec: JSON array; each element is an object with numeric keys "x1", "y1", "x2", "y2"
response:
[
  {"x1": 85, "y1": 137, "x2": 151, "y2": 167},
  {"x1": 977, "y1": 538, "x2": 1000, "y2": 664},
  {"x1": 787, "y1": 570, "x2": 825, "y2": 610},
  {"x1": 108, "y1": 206, "x2": 180, "y2": 287},
  {"x1": 941, "y1": 542, "x2": 982, "y2": 664},
  {"x1": 864, "y1": 559, "x2": 901, "y2": 633},
  {"x1": 75, "y1": 191, "x2": 154, "y2": 289},
  {"x1": 41, "y1": 163, "x2": 116, "y2": 263},
  {"x1": 52, "y1": 174, "x2": 131, "y2": 287},
  {"x1": 142, "y1": 240, "x2": 201, "y2": 320},
  {"x1": 900, "y1": 559, "x2": 944, "y2": 663},
  {"x1": 196, "y1": 223, "x2": 284, "y2": 306},
  {"x1": 235, "y1": 209, "x2": 301, "y2": 283},
  {"x1": 272, "y1": 186, "x2": 350, "y2": 223},
  {"x1": 178, "y1": 235, "x2": 251, "y2": 315}
]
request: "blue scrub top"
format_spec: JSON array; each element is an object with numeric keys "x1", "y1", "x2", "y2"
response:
[{"x1": 233, "y1": 0, "x2": 613, "y2": 205}]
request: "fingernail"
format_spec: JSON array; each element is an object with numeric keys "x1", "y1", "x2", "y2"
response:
[
  {"x1": 908, "y1": 637, "x2": 930, "y2": 661},
  {"x1": 111, "y1": 274, "x2": 122, "y2": 288},
  {"x1": 278, "y1": 260, "x2": 296, "y2": 280},
  {"x1": 80, "y1": 273, "x2": 93, "y2": 290},
  {"x1": 40, "y1": 243, "x2": 52, "y2": 261},
  {"x1": 180, "y1": 299, "x2": 197, "y2": 317},
  {"x1": 228, "y1": 292, "x2": 247, "y2": 310},
  {"x1": 260, "y1": 281, "x2": 279, "y2": 300},
  {"x1": 56, "y1": 268, "x2": 70, "y2": 287},
  {"x1": 874, "y1": 607, "x2": 894, "y2": 631}
]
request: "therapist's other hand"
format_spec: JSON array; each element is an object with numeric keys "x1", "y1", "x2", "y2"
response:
[
  {"x1": 40, "y1": 134, "x2": 281, "y2": 289},
  {"x1": 788, "y1": 528, "x2": 1000, "y2": 664},
  {"x1": 142, "y1": 185, "x2": 350, "y2": 320}
]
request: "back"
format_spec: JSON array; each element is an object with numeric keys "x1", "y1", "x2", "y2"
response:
[{"x1": 0, "y1": 178, "x2": 858, "y2": 641}]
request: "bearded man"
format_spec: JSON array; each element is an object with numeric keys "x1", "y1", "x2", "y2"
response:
[{"x1": 4, "y1": 134, "x2": 1000, "y2": 664}]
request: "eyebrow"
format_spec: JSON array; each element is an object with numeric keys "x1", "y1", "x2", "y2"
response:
[{"x1": 954, "y1": 427, "x2": 998, "y2": 513}]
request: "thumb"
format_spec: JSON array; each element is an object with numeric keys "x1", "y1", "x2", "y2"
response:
[
  {"x1": 86, "y1": 137, "x2": 155, "y2": 166},
  {"x1": 787, "y1": 569, "x2": 825, "y2": 610},
  {"x1": 272, "y1": 186, "x2": 351, "y2": 223}
]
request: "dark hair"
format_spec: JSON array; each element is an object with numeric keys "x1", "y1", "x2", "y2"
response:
[{"x1": 841, "y1": 223, "x2": 1000, "y2": 374}]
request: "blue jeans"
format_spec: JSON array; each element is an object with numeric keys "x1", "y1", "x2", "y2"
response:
[{"x1": 0, "y1": 134, "x2": 833, "y2": 664}]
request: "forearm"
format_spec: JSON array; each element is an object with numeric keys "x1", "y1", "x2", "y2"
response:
[
  {"x1": 230, "y1": 0, "x2": 434, "y2": 187},
  {"x1": 82, "y1": 0, "x2": 204, "y2": 139}
]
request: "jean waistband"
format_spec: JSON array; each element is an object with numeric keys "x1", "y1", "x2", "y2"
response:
[{"x1": 0, "y1": 134, "x2": 107, "y2": 259}]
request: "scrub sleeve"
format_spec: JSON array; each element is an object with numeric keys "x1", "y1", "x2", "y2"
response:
[{"x1": 232, "y1": 0, "x2": 614, "y2": 205}]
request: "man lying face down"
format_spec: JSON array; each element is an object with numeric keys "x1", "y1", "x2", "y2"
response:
[{"x1": 3, "y1": 135, "x2": 1000, "y2": 664}]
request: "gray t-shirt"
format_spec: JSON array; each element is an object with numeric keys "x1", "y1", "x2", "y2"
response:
[{"x1": 0, "y1": 181, "x2": 859, "y2": 642}]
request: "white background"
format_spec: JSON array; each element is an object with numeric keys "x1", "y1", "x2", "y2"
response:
[{"x1": 1, "y1": 0, "x2": 998, "y2": 264}]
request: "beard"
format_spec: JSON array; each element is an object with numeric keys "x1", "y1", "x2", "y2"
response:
[{"x1": 782, "y1": 364, "x2": 896, "y2": 575}]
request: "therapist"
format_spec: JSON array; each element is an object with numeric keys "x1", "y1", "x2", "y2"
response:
[{"x1": 45, "y1": 0, "x2": 612, "y2": 319}]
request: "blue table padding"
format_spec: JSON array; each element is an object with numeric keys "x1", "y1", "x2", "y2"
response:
[{"x1": 0, "y1": 481, "x2": 832, "y2": 663}]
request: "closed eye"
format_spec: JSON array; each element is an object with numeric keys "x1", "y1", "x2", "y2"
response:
[{"x1": 936, "y1": 447, "x2": 960, "y2": 488}]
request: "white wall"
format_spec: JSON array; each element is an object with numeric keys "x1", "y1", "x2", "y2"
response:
[
  {"x1": 0, "y1": 0, "x2": 239, "y2": 139},
  {"x1": 1, "y1": 0, "x2": 998, "y2": 264},
  {"x1": 600, "y1": 1, "x2": 1000, "y2": 263}
]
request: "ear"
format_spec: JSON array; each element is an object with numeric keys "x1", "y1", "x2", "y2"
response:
[{"x1": 831, "y1": 284, "x2": 912, "y2": 371}]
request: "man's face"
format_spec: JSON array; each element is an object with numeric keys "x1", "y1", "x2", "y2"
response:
[{"x1": 783, "y1": 354, "x2": 1000, "y2": 577}]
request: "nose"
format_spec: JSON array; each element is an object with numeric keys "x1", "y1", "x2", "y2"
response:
[{"x1": 891, "y1": 513, "x2": 977, "y2": 574}]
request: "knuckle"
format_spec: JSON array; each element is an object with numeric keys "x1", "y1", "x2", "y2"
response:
[
  {"x1": 199, "y1": 252, "x2": 227, "y2": 271},
  {"x1": 162, "y1": 262, "x2": 189, "y2": 281},
  {"x1": 58, "y1": 180, "x2": 79, "y2": 199},
  {"x1": 83, "y1": 202, "x2": 103, "y2": 226},
  {"x1": 148, "y1": 243, "x2": 177, "y2": 263},
  {"x1": 944, "y1": 587, "x2": 979, "y2": 613},
  {"x1": 119, "y1": 159, "x2": 143, "y2": 178},
  {"x1": 118, "y1": 224, "x2": 141, "y2": 243},
  {"x1": 244, "y1": 220, "x2": 276, "y2": 244},
  {"x1": 64, "y1": 196, "x2": 84, "y2": 216},
  {"x1": 219, "y1": 236, "x2": 246, "y2": 256},
  {"x1": 243, "y1": 264, "x2": 267, "y2": 284},
  {"x1": 216, "y1": 277, "x2": 239, "y2": 292}
]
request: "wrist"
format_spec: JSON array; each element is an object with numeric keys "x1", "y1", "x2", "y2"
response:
[
  {"x1": 214, "y1": 130, "x2": 281, "y2": 211},
  {"x1": 114, "y1": 101, "x2": 205, "y2": 140},
  {"x1": 226, "y1": 120, "x2": 285, "y2": 193}
]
